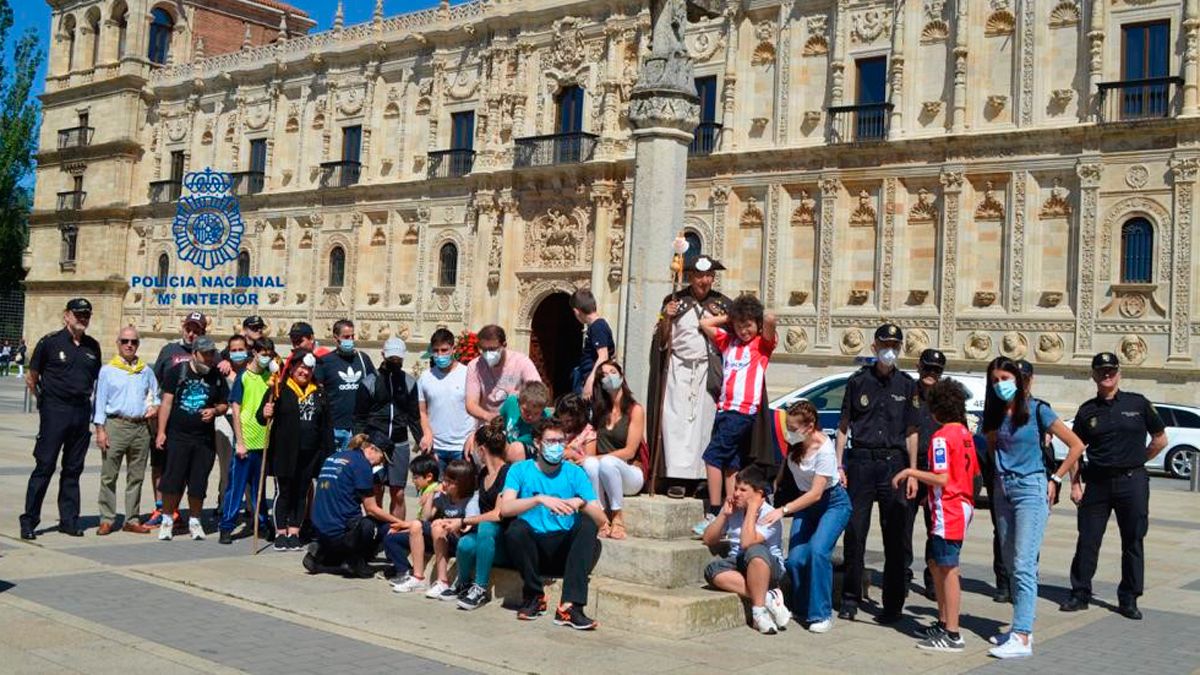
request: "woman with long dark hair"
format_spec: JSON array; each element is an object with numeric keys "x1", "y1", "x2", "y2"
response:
[
  {"x1": 259, "y1": 349, "x2": 335, "y2": 551},
  {"x1": 982, "y1": 357, "x2": 1084, "y2": 659},
  {"x1": 583, "y1": 360, "x2": 645, "y2": 539}
]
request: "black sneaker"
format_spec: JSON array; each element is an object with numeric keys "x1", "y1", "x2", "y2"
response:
[
  {"x1": 917, "y1": 632, "x2": 965, "y2": 653},
  {"x1": 553, "y1": 604, "x2": 598, "y2": 631},
  {"x1": 438, "y1": 582, "x2": 466, "y2": 602},
  {"x1": 289, "y1": 534, "x2": 306, "y2": 551},
  {"x1": 303, "y1": 550, "x2": 319, "y2": 574},
  {"x1": 273, "y1": 535, "x2": 289, "y2": 552},
  {"x1": 517, "y1": 594, "x2": 547, "y2": 621},
  {"x1": 218, "y1": 530, "x2": 233, "y2": 545},
  {"x1": 1059, "y1": 595, "x2": 1089, "y2": 612},
  {"x1": 457, "y1": 584, "x2": 490, "y2": 611}
]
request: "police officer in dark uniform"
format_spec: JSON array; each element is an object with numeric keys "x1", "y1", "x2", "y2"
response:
[
  {"x1": 905, "y1": 348, "x2": 945, "y2": 600},
  {"x1": 19, "y1": 298, "x2": 103, "y2": 539},
  {"x1": 836, "y1": 323, "x2": 919, "y2": 623},
  {"x1": 1060, "y1": 352, "x2": 1167, "y2": 620}
]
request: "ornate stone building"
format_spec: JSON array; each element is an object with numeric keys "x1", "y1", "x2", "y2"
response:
[{"x1": 27, "y1": 0, "x2": 1200, "y2": 406}]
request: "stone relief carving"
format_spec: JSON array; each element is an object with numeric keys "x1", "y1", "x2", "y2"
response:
[
  {"x1": 964, "y1": 332, "x2": 993, "y2": 360},
  {"x1": 974, "y1": 291, "x2": 998, "y2": 308},
  {"x1": 904, "y1": 328, "x2": 931, "y2": 357},
  {"x1": 444, "y1": 69, "x2": 480, "y2": 100},
  {"x1": 751, "y1": 20, "x2": 777, "y2": 66},
  {"x1": 975, "y1": 182, "x2": 1005, "y2": 220},
  {"x1": 1000, "y1": 331, "x2": 1028, "y2": 359},
  {"x1": 414, "y1": 79, "x2": 433, "y2": 115},
  {"x1": 686, "y1": 31, "x2": 725, "y2": 62},
  {"x1": 790, "y1": 190, "x2": 816, "y2": 227},
  {"x1": 1119, "y1": 334, "x2": 1148, "y2": 366},
  {"x1": 848, "y1": 289, "x2": 870, "y2": 305},
  {"x1": 803, "y1": 15, "x2": 829, "y2": 56},
  {"x1": 1048, "y1": 1, "x2": 1081, "y2": 28},
  {"x1": 336, "y1": 87, "x2": 365, "y2": 117},
  {"x1": 1036, "y1": 333, "x2": 1065, "y2": 362},
  {"x1": 1100, "y1": 285, "x2": 1167, "y2": 319},
  {"x1": 370, "y1": 227, "x2": 386, "y2": 246},
  {"x1": 921, "y1": 100, "x2": 944, "y2": 117},
  {"x1": 1040, "y1": 178, "x2": 1072, "y2": 218},
  {"x1": 524, "y1": 206, "x2": 591, "y2": 268},
  {"x1": 985, "y1": 9, "x2": 1016, "y2": 37},
  {"x1": 909, "y1": 188, "x2": 938, "y2": 223},
  {"x1": 851, "y1": 8, "x2": 891, "y2": 44},
  {"x1": 921, "y1": 20, "x2": 949, "y2": 44},
  {"x1": 740, "y1": 197, "x2": 765, "y2": 228},
  {"x1": 840, "y1": 328, "x2": 865, "y2": 355},
  {"x1": 549, "y1": 17, "x2": 586, "y2": 72},
  {"x1": 272, "y1": 233, "x2": 286, "y2": 250},
  {"x1": 1050, "y1": 89, "x2": 1074, "y2": 107},
  {"x1": 1125, "y1": 164, "x2": 1150, "y2": 190},
  {"x1": 849, "y1": 189, "x2": 877, "y2": 227},
  {"x1": 784, "y1": 327, "x2": 808, "y2": 354}
]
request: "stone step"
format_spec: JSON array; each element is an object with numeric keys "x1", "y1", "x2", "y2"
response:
[
  {"x1": 592, "y1": 536, "x2": 713, "y2": 589},
  {"x1": 619, "y1": 495, "x2": 705, "y2": 540}
]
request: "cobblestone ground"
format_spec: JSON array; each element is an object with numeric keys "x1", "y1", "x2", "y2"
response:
[{"x1": 0, "y1": 378, "x2": 1197, "y2": 674}]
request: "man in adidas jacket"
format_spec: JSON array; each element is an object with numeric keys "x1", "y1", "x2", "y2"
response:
[{"x1": 315, "y1": 319, "x2": 377, "y2": 454}]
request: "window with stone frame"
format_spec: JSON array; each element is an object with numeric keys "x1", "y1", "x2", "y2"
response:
[
  {"x1": 148, "y1": 8, "x2": 173, "y2": 65},
  {"x1": 60, "y1": 225, "x2": 79, "y2": 266},
  {"x1": 157, "y1": 253, "x2": 169, "y2": 282},
  {"x1": 328, "y1": 246, "x2": 346, "y2": 287},
  {"x1": 1120, "y1": 217, "x2": 1153, "y2": 284},
  {"x1": 438, "y1": 241, "x2": 458, "y2": 288}
]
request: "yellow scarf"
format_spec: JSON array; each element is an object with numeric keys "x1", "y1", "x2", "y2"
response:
[
  {"x1": 108, "y1": 356, "x2": 146, "y2": 374},
  {"x1": 287, "y1": 378, "x2": 317, "y2": 402}
]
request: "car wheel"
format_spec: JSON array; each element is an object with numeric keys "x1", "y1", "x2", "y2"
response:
[{"x1": 1165, "y1": 446, "x2": 1198, "y2": 480}]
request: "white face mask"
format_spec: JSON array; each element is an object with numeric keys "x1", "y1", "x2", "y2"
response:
[
  {"x1": 877, "y1": 348, "x2": 898, "y2": 368},
  {"x1": 482, "y1": 349, "x2": 502, "y2": 367},
  {"x1": 785, "y1": 429, "x2": 808, "y2": 446}
]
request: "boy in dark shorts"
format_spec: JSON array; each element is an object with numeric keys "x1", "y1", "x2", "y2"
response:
[
  {"x1": 892, "y1": 378, "x2": 979, "y2": 652},
  {"x1": 693, "y1": 295, "x2": 777, "y2": 537},
  {"x1": 155, "y1": 337, "x2": 229, "y2": 541},
  {"x1": 386, "y1": 458, "x2": 473, "y2": 593}
]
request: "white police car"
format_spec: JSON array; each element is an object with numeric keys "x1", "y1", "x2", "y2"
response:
[{"x1": 1052, "y1": 403, "x2": 1200, "y2": 479}]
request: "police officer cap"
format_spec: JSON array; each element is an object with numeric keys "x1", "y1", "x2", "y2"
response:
[
  {"x1": 874, "y1": 323, "x2": 903, "y2": 343},
  {"x1": 1091, "y1": 352, "x2": 1120, "y2": 370},
  {"x1": 193, "y1": 336, "x2": 218, "y2": 354},
  {"x1": 684, "y1": 255, "x2": 727, "y2": 273},
  {"x1": 919, "y1": 349, "x2": 946, "y2": 369},
  {"x1": 288, "y1": 321, "x2": 315, "y2": 338},
  {"x1": 65, "y1": 298, "x2": 92, "y2": 314},
  {"x1": 242, "y1": 315, "x2": 265, "y2": 330},
  {"x1": 1016, "y1": 359, "x2": 1034, "y2": 378}
]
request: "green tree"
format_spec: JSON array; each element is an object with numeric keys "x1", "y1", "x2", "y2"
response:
[{"x1": 0, "y1": 0, "x2": 42, "y2": 291}]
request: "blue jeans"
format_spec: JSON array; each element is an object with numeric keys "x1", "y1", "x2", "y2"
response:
[
  {"x1": 333, "y1": 429, "x2": 353, "y2": 453},
  {"x1": 218, "y1": 451, "x2": 268, "y2": 533},
  {"x1": 993, "y1": 471, "x2": 1049, "y2": 635},
  {"x1": 785, "y1": 485, "x2": 852, "y2": 622},
  {"x1": 435, "y1": 449, "x2": 462, "y2": 475},
  {"x1": 455, "y1": 521, "x2": 510, "y2": 587}
]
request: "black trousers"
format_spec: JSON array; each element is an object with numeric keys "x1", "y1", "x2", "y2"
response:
[
  {"x1": 1069, "y1": 466, "x2": 1150, "y2": 605},
  {"x1": 504, "y1": 516, "x2": 599, "y2": 607},
  {"x1": 274, "y1": 473, "x2": 310, "y2": 530},
  {"x1": 21, "y1": 404, "x2": 91, "y2": 532},
  {"x1": 842, "y1": 450, "x2": 910, "y2": 614},
  {"x1": 985, "y1": 476, "x2": 1010, "y2": 594},
  {"x1": 902, "y1": 485, "x2": 935, "y2": 589},
  {"x1": 315, "y1": 517, "x2": 387, "y2": 568}
]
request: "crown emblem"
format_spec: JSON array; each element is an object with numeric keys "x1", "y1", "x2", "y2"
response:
[
  {"x1": 183, "y1": 168, "x2": 234, "y2": 195},
  {"x1": 172, "y1": 167, "x2": 244, "y2": 271}
]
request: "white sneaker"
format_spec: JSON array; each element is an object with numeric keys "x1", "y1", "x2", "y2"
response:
[
  {"x1": 988, "y1": 631, "x2": 1010, "y2": 646},
  {"x1": 691, "y1": 514, "x2": 716, "y2": 538},
  {"x1": 765, "y1": 588, "x2": 791, "y2": 628},
  {"x1": 158, "y1": 516, "x2": 173, "y2": 541},
  {"x1": 808, "y1": 616, "x2": 834, "y2": 634},
  {"x1": 188, "y1": 518, "x2": 205, "y2": 541},
  {"x1": 391, "y1": 575, "x2": 429, "y2": 593},
  {"x1": 424, "y1": 580, "x2": 450, "y2": 599},
  {"x1": 988, "y1": 633, "x2": 1033, "y2": 659},
  {"x1": 751, "y1": 606, "x2": 778, "y2": 635}
]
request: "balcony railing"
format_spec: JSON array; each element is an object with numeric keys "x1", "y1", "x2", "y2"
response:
[
  {"x1": 231, "y1": 171, "x2": 265, "y2": 196},
  {"x1": 57, "y1": 126, "x2": 94, "y2": 150},
  {"x1": 319, "y1": 160, "x2": 361, "y2": 188},
  {"x1": 427, "y1": 149, "x2": 476, "y2": 179},
  {"x1": 56, "y1": 190, "x2": 86, "y2": 211},
  {"x1": 149, "y1": 180, "x2": 182, "y2": 204},
  {"x1": 514, "y1": 132, "x2": 599, "y2": 168},
  {"x1": 828, "y1": 102, "x2": 894, "y2": 143},
  {"x1": 689, "y1": 122, "x2": 722, "y2": 156},
  {"x1": 1098, "y1": 76, "x2": 1183, "y2": 123}
]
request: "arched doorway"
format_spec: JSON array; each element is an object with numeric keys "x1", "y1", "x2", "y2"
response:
[{"x1": 530, "y1": 291, "x2": 583, "y2": 400}]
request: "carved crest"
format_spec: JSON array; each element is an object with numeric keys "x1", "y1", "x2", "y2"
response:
[
  {"x1": 849, "y1": 189, "x2": 877, "y2": 227},
  {"x1": 336, "y1": 87, "x2": 365, "y2": 116},
  {"x1": 525, "y1": 207, "x2": 590, "y2": 268},
  {"x1": 549, "y1": 17, "x2": 586, "y2": 72},
  {"x1": 790, "y1": 190, "x2": 816, "y2": 227},
  {"x1": 740, "y1": 197, "x2": 765, "y2": 228},
  {"x1": 445, "y1": 69, "x2": 480, "y2": 100},
  {"x1": 851, "y1": 8, "x2": 891, "y2": 44},
  {"x1": 687, "y1": 31, "x2": 725, "y2": 62},
  {"x1": 1039, "y1": 179, "x2": 1072, "y2": 218},
  {"x1": 1049, "y1": 1, "x2": 1080, "y2": 28},
  {"x1": 909, "y1": 188, "x2": 938, "y2": 223},
  {"x1": 975, "y1": 182, "x2": 1005, "y2": 220}
]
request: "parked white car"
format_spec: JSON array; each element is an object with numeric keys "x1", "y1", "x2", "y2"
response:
[{"x1": 1052, "y1": 403, "x2": 1200, "y2": 479}]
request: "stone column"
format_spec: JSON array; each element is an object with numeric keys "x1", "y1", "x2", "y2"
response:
[
  {"x1": 949, "y1": 1, "x2": 968, "y2": 134},
  {"x1": 719, "y1": 6, "x2": 739, "y2": 152},
  {"x1": 1168, "y1": 155, "x2": 1197, "y2": 363},
  {"x1": 1086, "y1": 0, "x2": 1105, "y2": 121},
  {"x1": 622, "y1": 0, "x2": 709, "y2": 400},
  {"x1": 1073, "y1": 159, "x2": 1102, "y2": 358},
  {"x1": 1184, "y1": 0, "x2": 1200, "y2": 116},
  {"x1": 938, "y1": 168, "x2": 964, "y2": 352},
  {"x1": 814, "y1": 175, "x2": 839, "y2": 351},
  {"x1": 1007, "y1": 171, "x2": 1031, "y2": 314},
  {"x1": 888, "y1": 0, "x2": 906, "y2": 140}
]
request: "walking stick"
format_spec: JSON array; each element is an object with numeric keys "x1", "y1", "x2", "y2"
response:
[
  {"x1": 647, "y1": 233, "x2": 689, "y2": 497},
  {"x1": 252, "y1": 374, "x2": 281, "y2": 555}
]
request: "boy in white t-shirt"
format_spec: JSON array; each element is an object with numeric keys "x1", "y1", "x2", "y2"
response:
[
  {"x1": 418, "y1": 329, "x2": 476, "y2": 471},
  {"x1": 701, "y1": 466, "x2": 791, "y2": 634}
]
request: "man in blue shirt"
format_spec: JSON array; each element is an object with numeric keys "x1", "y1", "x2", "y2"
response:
[
  {"x1": 306, "y1": 430, "x2": 405, "y2": 577},
  {"x1": 501, "y1": 418, "x2": 606, "y2": 630}
]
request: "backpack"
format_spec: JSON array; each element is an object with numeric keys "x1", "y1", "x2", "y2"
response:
[{"x1": 1033, "y1": 398, "x2": 1061, "y2": 504}]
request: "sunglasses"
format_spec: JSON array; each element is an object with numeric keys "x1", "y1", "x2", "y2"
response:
[
  {"x1": 119, "y1": 338, "x2": 140, "y2": 346},
  {"x1": 1096, "y1": 368, "x2": 1119, "y2": 378},
  {"x1": 921, "y1": 366, "x2": 943, "y2": 375}
]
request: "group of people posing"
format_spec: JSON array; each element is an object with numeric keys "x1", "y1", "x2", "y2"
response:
[{"x1": 18, "y1": 255, "x2": 1168, "y2": 649}]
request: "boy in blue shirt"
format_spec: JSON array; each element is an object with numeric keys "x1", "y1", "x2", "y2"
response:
[{"x1": 501, "y1": 417, "x2": 607, "y2": 630}]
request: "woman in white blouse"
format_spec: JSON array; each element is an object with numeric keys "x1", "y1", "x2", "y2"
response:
[{"x1": 762, "y1": 400, "x2": 852, "y2": 634}]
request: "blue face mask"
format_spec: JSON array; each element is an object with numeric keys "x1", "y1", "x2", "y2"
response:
[
  {"x1": 338, "y1": 339, "x2": 355, "y2": 353},
  {"x1": 229, "y1": 351, "x2": 248, "y2": 364},
  {"x1": 256, "y1": 355, "x2": 273, "y2": 369},
  {"x1": 541, "y1": 442, "x2": 565, "y2": 465},
  {"x1": 433, "y1": 354, "x2": 454, "y2": 370},
  {"x1": 993, "y1": 379, "x2": 1018, "y2": 402}
]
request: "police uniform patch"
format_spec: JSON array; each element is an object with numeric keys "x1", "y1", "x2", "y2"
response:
[
  {"x1": 1089, "y1": 417, "x2": 1098, "y2": 428},
  {"x1": 172, "y1": 169, "x2": 245, "y2": 271},
  {"x1": 933, "y1": 437, "x2": 948, "y2": 470},
  {"x1": 860, "y1": 394, "x2": 869, "y2": 407},
  {"x1": 58, "y1": 351, "x2": 65, "y2": 361}
]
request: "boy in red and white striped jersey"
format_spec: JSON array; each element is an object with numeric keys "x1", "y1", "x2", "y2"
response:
[{"x1": 691, "y1": 295, "x2": 777, "y2": 537}]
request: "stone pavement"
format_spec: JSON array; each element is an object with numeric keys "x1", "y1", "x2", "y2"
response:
[{"x1": 0, "y1": 377, "x2": 1197, "y2": 674}]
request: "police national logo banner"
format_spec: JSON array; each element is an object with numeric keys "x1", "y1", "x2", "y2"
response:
[{"x1": 172, "y1": 168, "x2": 245, "y2": 271}]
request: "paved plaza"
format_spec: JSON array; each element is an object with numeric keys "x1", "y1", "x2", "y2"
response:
[{"x1": 0, "y1": 378, "x2": 1197, "y2": 674}]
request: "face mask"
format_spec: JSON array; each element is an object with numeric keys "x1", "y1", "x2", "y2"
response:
[
  {"x1": 371, "y1": 464, "x2": 384, "y2": 477},
  {"x1": 601, "y1": 374, "x2": 624, "y2": 393},
  {"x1": 877, "y1": 348, "x2": 898, "y2": 368},
  {"x1": 229, "y1": 352, "x2": 248, "y2": 364},
  {"x1": 338, "y1": 339, "x2": 355, "y2": 353},
  {"x1": 193, "y1": 361, "x2": 211, "y2": 375},
  {"x1": 993, "y1": 380, "x2": 1018, "y2": 402},
  {"x1": 541, "y1": 442, "x2": 565, "y2": 465},
  {"x1": 256, "y1": 355, "x2": 273, "y2": 369},
  {"x1": 785, "y1": 429, "x2": 808, "y2": 446},
  {"x1": 268, "y1": 359, "x2": 281, "y2": 374},
  {"x1": 433, "y1": 354, "x2": 454, "y2": 370},
  {"x1": 483, "y1": 349, "x2": 502, "y2": 367}
]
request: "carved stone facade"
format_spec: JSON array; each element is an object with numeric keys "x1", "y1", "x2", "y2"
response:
[{"x1": 26, "y1": 0, "x2": 1200, "y2": 406}]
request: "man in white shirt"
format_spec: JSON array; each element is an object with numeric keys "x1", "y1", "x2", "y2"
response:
[{"x1": 419, "y1": 329, "x2": 477, "y2": 470}]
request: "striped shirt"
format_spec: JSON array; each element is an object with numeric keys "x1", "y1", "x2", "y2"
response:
[
  {"x1": 712, "y1": 328, "x2": 775, "y2": 416},
  {"x1": 928, "y1": 423, "x2": 979, "y2": 541}
]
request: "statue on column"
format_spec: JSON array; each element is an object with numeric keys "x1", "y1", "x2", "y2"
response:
[{"x1": 631, "y1": 0, "x2": 724, "y2": 130}]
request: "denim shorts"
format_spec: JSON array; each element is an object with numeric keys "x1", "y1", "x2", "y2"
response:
[
  {"x1": 929, "y1": 535, "x2": 963, "y2": 567},
  {"x1": 704, "y1": 543, "x2": 784, "y2": 586},
  {"x1": 701, "y1": 411, "x2": 755, "y2": 471}
]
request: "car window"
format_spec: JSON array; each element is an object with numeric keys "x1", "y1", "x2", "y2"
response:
[
  {"x1": 807, "y1": 380, "x2": 848, "y2": 412},
  {"x1": 1169, "y1": 408, "x2": 1200, "y2": 428},
  {"x1": 1154, "y1": 406, "x2": 1176, "y2": 427}
]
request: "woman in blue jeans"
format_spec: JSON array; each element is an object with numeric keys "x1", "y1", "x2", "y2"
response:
[
  {"x1": 763, "y1": 400, "x2": 852, "y2": 634},
  {"x1": 982, "y1": 357, "x2": 1084, "y2": 659},
  {"x1": 453, "y1": 418, "x2": 512, "y2": 610}
]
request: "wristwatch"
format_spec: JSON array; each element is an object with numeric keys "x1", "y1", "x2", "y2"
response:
[
  {"x1": 1050, "y1": 473, "x2": 1063, "y2": 485},
  {"x1": 781, "y1": 504, "x2": 790, "y2": 516}
]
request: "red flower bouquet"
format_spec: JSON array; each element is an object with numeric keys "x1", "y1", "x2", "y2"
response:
[{"x1": 454, "y1": 330, "x2": 480, "y2": 365}]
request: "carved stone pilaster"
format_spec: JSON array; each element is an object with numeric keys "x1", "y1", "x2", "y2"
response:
[
  {"x1": 950, "y1": 1, "x2": 968, "y2": 133},
  {"x1": 816, "y1": 176, "x2": 840, "y2": 347},
  {"x1": 1169, "y1": 155, "x2": 1197, "y2": 361},
  {"x1": 1086, "y1": 0, "x2": 1105, "y2": 120},
  {"x1": 765, "y1": 184, "x2": 781, "y2": 304},
  {"x1": 1008, "y1": 171, "x2": 1029, "y2": 313},
  {"x1": 1185, "y1": 0, "x2": 1200, "y2": 116},
  {"x1": 776, "y1": 2, "x2": 794, "y2": 145},
  {"x1": 1017, "y1": 0, "x2": 1035, "y2": 126},
  {"x1": 938, "y1": 169, "x2": 964, "y2": 351},
  {"x1": 881, "y1": 177, "x2": 896, "y2": 311},
  {"x1": 1075, "y1": 160, "x2": 1102, "y2": 355},
  {"x1": 888, "y1": 0, "x2": 906, "y2": 140}
]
